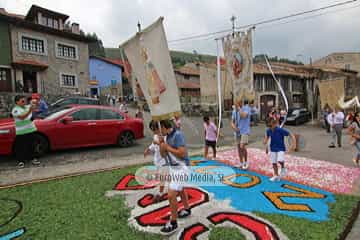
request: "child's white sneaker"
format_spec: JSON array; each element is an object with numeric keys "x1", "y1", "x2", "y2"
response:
[
  {"x1": 270, "y1": 176, "x2": 280, "y2": 182},
  {"x1": 280, "y1": 168, "x2": 287, "y2": 177},
  {"x1": 242, "y1": 162, "x2": 249, "y2": 170},
  {"x1": 234, "y1": 163, "x2": 243, "y2": 168}
]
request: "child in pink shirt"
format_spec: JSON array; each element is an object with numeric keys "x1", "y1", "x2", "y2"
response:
[{"x1": 203, "y1": 116, "x2": 218, "y2": 159}]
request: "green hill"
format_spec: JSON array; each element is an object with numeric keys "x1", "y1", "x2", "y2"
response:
[{"x1": 104, "y1": 48, "x2": 216, "y2": 68}]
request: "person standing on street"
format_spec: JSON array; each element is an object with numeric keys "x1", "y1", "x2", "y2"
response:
[
  {"x1": 32, "y1": 93, "x2": 48, "y2": 119},
  {"x1": 323, "y1": 105, "x2": 331, "y2": 133},
  {"x1": 327, "y1": 106, "x2": 345, "y2": 148},
  {"x1": 12, "y1": 95, "x2": 41, "y2": 168},
  {"x1": 119, "y1": 100, "x2": 128, "y2": 113},
  {"x1": 249, "y1": 100, "x2": 259, "y2": 126},
  {"x1": 231, "y1": 99, "x2": 251, "y2": 169},
  {"x1": 348, "y1": 112, "x2": 360, "y2": 166},
  {"x1": 203, "y1": 116, "x2": 218, "y2": 159},
  {"x1": 135, "y1": 105, "x2": 144, "y2": 119}
]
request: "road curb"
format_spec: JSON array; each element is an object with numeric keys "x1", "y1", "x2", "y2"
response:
[{"x1": 342, "y1": 200, "x2": 360, "y2": 240}]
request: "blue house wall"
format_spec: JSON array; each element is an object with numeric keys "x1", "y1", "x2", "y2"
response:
[{"x1": 89, "y1": 57, "x2": 122, "y2": 95}]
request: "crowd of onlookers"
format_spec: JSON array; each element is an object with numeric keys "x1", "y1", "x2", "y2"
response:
[{"x1": 322, "y1": 104, "x2": 360, "y2": 166}]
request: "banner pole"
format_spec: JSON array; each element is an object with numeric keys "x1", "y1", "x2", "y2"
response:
[{"x1": 216, "y1": 40, "x2": 222, "y2": 144}]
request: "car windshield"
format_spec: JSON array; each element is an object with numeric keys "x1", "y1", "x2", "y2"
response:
[
  {"x1": 288, "y1": 110, "x2": 300, "y2": 116},
  {"x1": 51, "y1": 98, "x2": 65, "y2": 106},
  {"x1": 45, "y1": 108, "x2": 74, "y2": 120}
]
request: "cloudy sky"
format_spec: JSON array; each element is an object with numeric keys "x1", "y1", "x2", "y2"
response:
[{"x1": 1, "y1": 0, "x2": 359, "y2": 62}]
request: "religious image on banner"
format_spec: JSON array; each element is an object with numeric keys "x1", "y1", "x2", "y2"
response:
[
  {"x1": 121, "y1": 17, "x2": 181, "y2": 120},
  {"x1": 223, "y1": 29, "x2": 254, "y2": 102},
  {"x1": 318, "y1": 78, "x2": 344, "y2": 109},
  {"x1": 140, "y1": 47, "x2": 166, "y2": 104}
]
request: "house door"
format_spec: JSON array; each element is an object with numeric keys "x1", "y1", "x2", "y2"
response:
[
  {"x1": 23, "y1": 71, "x2": 37, "y2": 93},
  {"x1": 90, "y1": 87, "x2": 99, "y2": 96},
  {"x1": 260, "y1": 95, "x2": 276, "y2": 120},
  {"x1": 0, "y1": 68, "x2": 11, "y2": 92}
]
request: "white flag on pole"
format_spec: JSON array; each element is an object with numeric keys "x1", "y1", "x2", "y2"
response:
[{"x1": 121, "y1": 17, "x2": 181, "y2": 120}]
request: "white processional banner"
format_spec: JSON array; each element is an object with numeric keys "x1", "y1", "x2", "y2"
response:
[
  {"x1": 121, "y1": 17, "x2": 181, "y2": 120},
  {"x1": 222, "y1": 29, "x2": 254, "y2": 103}
]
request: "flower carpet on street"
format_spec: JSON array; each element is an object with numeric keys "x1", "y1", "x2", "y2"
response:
[{"x1": 216, "y1": 148, "x2": 360, "y2": 194}]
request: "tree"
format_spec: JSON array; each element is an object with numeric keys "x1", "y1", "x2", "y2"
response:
[
  {"x1": 253, "y1": 54, "x2": 303, "y2": 65},
  {"x1": 87, "y1": 32, "x2": 106, "y2": 57}
]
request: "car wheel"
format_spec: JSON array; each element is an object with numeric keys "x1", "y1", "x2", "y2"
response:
[
  {"x1": 33, "y1": 134, "x2": 49, "y2": 158},
  {"x1": 118, "y1": 131, "x2": 134, "y2": 147}
]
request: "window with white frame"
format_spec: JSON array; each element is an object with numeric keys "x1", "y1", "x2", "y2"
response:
[
  {"x1": 47, "y1": 18, "x2": 53, "y2": 27},
  {"x1": 21, "y1": 36, "x2": 45, "y2": 53},
  {"x1": 57, "y1": 43, "x2": 77, "y2": 59},
  {"x1": 0, "y1": 69, "x2": 7, "y2": 81},
  {"x1": 60, "y1": 74, "x2": 77, "y2": 87},
  {"x1": 41, "y1": 17, "x2": 47, "y2": 26},
  {"x1": 53, "y1": 19, "x2": 58, "y2": 29},
  {"x1": 254, "y1": 75, "x2": 262, "y2": 91}
]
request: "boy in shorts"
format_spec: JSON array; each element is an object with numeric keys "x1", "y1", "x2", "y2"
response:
[
  {"x1": 159, "y1": 119, "x2": 191, "y2": 235},
  {"x1": 264, "y1": 119, "x2": 296, "y2": 181}
]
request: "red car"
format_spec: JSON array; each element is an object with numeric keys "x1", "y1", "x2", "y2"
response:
[{"x1": 0, "y1": 105, "x2": 144, "y2": 157}]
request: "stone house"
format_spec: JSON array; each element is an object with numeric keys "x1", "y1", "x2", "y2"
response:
[
  {"x1": 174, "y1": 65, "x2": 201, "y2": 100},
  {"x1": 0, "y1": 5, "x2": 93, "y2": 100},
  {"x1": 309, "y1": 65, "x2": 359, "y2": 117},
  {"x1": 199, "y1": 61, "x2": 359, "y2": 120},
  {"x1": 253, "y1": 63, "x2": 315, "y2": 120},
  {"x1": 313, "y1": 52, "x2": 360, "y2": 77},
  {"x1": 199, "y1": 62, "x2": 315, "y2": 119}
]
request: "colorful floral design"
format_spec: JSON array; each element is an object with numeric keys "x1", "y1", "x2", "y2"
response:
[{"x1": 216, "y1": 148, "x2": 360, "y2": 194}]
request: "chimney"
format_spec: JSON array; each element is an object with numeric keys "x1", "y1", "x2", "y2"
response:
[{"x1": 71, "y1": 23, "x2": 80, "y2": 34}]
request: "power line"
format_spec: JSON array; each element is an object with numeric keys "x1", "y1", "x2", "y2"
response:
[
  {"x1": 169, "y1": 2, "x2": 360, "y2": 47},
  {"x1": 256, "y1": 3, "x2": 360, "y2": 31},
  {"x1": 168, "y1": 0, "x2": 357, "y2": 43},
  {"x1": 235, "y1": 0, "x2": 358, "y2": 30}
]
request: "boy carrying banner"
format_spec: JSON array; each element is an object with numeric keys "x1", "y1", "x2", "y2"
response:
[{"x1": 159, "y1": 119, "x2": 191, "y2": 234}]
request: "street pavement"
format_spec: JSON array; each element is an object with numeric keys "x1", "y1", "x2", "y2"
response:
[{"x1": 1, "y1": 108, "x2": 358, "y2": 171}]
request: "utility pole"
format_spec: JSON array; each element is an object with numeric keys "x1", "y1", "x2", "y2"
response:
[
  {"x1": 137, "y1": 21, "x2": 141, "y2": 33},
  {"x1": 230, "y1": 15, "x2": 236, "y2": 36}
]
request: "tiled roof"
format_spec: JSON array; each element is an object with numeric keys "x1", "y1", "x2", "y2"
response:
[
  {"x1": 25, "y1": 5, "x2": 69, "y2": 21},
  {"x1": 253, "y1": 62, "x2": 312, "y2": 77},
  {"x1": 0, "y1": 8, "x2": 25, "y2": 19},
  {"x1": 310, "y1": 64, "x2": 358, "y2": 74},
  {"x1": 177, "y1": 81, "x2": 200, "y2": 89},
  {"x1": 90, "y1": 56, "x2": 123, "y2": 67},
  {"x1": 91, "y1": 56, "x2": 132, "y2": 78},
  {"x1": 174, "y1": 66, "x2": 200, "y2": 76},
  {"x1": 0, "y1": 9, "x2": 93, "y2": 43}
]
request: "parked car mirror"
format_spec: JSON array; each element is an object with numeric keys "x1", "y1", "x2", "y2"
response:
[{"x1": 61, "y1": 116, "x2": 74, "y2": 124}]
